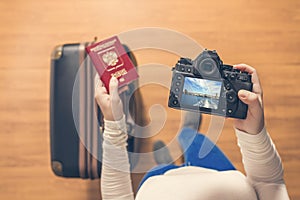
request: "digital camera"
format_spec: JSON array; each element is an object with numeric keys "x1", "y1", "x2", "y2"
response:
[{"x1": 168, "y1": 49, "x2": 253, "y2": 119}]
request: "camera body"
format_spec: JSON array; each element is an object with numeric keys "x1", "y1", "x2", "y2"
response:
[{"x1": 168, "y1": 50, "x2": 253, "y2": 119}]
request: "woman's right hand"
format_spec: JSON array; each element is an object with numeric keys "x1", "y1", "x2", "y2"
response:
[{"x1": 233, "y1": 64, "x2": 265, "y2": 135}]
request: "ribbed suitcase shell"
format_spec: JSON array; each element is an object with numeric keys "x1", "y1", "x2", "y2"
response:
[{"x1": 50, "y1": 42, "x2": 142, "y2": 179}]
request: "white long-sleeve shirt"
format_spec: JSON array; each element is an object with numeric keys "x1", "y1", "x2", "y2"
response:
[{"x1": 101, "y1": 116, "x2": 290, "y2": 200}]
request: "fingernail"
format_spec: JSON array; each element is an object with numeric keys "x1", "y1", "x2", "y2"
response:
[
  {"x1": 112, "y1": 76, "x2": 118, "y2": 81},
  {"x1": 239, "y1": 90, "x2": 248, "y2": 99}
]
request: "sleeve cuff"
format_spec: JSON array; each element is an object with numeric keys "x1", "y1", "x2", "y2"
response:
[
  {"x1": 235, "y1": 127, "x2": 267, "y2": 145},
  {"x1": 103, "y1": 115, "x2": 128, "y2": 147},
  {"x1": 104, "y1": 115, "x2": 126, "y2": 132}
]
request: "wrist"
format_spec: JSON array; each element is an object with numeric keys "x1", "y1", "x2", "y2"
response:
[
  {"x1": 104, "y1": 114, "x2": 126, "y2": 131},
  {"x1": 234, "y1": 117, "x2": 265, "y2": 135},
  {"x1": 235, "y1": 127, "x2": 260, "y2": 135},
  {"x1": 235, "y1": 126, "x2": 266, "y2": 138},
  {"x1": 104, "y1": 110, "x2": 124, "y2": 121},
  {"x1": 103, "y1": 115, "x2": 127, "y2": 148}
]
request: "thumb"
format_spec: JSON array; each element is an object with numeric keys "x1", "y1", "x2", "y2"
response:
[
  {"x1": 238, "y1": 90, "x2": 260, "y2": 107},
  {"x1": 109, "y1": 77, "x2": 123, "y2": 121},
  {"x1": 236, "y1": 90, "x2": 265, "y2": 134},
  {"x1": 109, "y1": 77, "x2": 120, "y2": 101}
]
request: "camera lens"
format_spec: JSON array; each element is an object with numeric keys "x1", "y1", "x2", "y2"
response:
[
  {"x1": 196, "y1": 58, "x2": 220, "y2": 78},
  {"x1": 202, "y1": 61, "x2": 214, "y2": 72}
]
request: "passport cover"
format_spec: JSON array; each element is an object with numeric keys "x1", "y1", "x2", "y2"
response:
[{"x1": 86, "y1": 36, "x2": 139, "y2": 92}]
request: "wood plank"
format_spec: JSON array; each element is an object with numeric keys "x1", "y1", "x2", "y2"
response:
[{"x1": 0, "y1": 0, "x2": 299, "y2": 199}]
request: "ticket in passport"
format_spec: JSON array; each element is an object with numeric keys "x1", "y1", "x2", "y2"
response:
[{"x1": 86, "y1": 36, "x2": 139, "y2": 93}]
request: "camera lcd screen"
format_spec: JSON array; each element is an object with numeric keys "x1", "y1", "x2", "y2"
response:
[{"x1": 181, "y1": 77, "x2": 222, "y2": 110}]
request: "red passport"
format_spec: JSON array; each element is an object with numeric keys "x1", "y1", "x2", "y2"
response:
[{"x1": 86, "y1": 36, "x2": 139, "y2": 92}]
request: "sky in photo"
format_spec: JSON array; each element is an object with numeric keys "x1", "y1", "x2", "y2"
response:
[{"x1": 183, "y1": 77, "x2": 222, "y2": 96}]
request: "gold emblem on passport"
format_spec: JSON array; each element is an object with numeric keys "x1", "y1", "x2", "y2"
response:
[
  {"x1": 97, "y1": 46, "x2": 124, "y2": 72},
  {"x1": 102, "y1": 50, "x2": 119, "y2": 66}
]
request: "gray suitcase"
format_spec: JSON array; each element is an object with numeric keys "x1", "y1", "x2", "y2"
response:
[{"x1": 50, "y1": 41, "x2": 144, "y2": 179}]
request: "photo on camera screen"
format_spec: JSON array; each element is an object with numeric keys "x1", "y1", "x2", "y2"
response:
[{"x1": 181, "y1": 77, "x2": 222, "y2": 110}]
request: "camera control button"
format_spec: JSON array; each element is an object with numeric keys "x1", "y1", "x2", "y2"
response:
[
  {"x1": 175, "y1": 82, "x2": 181, "y2": 86},
  {"x1": 237, "y1": 74, "x2": 249, "y2": 82},
  {"x1": 225, "y1": 82, "x2": 231, "y2": 90},
  {"x1": 227, "y1": 109, "x2": 233, "y2": 115},
  {"x1": 186, "y1": 67, "x2": 192, "y2": 73},
  {"x1": 173, "y1": 99, "x2": 179, "y2": 105},
  {"x1": 178, "y1": 66, "x2": 185, "y2": 71},
  {"x1": 176, "y1": 75, "x2": 182, "y2": 80},
  {"x1": 230, "y1": 73, "x2": 236, "y2": 80},
  {"x1": 179, "y1": 58, "x2": 192, "y2": 65},
  {"x1": 227, "y1": 91, "x2": 237, "y2": 103},
  {"x1": 224, "y1": 72, "x2": 230, "y2": 79}
]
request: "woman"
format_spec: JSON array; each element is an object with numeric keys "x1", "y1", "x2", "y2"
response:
[{"x1": 94, "y1": 64, "x2": 290, "y2": 200}]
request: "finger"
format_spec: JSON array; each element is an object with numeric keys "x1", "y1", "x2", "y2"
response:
[
  {"x1": 234, "y1": 64, "x2": 263, "y2": 96},
  {"x1": 94, "y1": 75, "x2": 109, "y2": 107},
  {"x1": 237, "y1": 90, "x2": 264, "y2": 133},
  {"x1": 233, "y1": 64, "x2": 255, "y2": 74},
  {"x1": 109, "y1": 77, "x2": 120, "y2": 101},
  {"x1": 95, "y1": 87, "x2": 109, "y2": 106},
  {"x1": 119, "y1": 85, "x2": 129, "y2": 94},
  {"x1": 94, "y1": 73, "x2": 100, "y2": 87},
  {"x1": 238, "y1": 90, "x2": 261, "y2": 109},
  {"x1": 233, "y1": 64, "x2": 258, "y2": 82},
  {"x1": 109, "y1": 77, "x2": 124, "y2": 121},
  {"x1": 94, "y1": 74, "x2": 107, "y2": 93},
  {"x1": 94, "y1": 74, "x2": 102, "y2": 90}
]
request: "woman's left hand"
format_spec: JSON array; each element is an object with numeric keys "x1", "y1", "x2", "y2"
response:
[{"x1": 94, "y1": 75, "x2": 124, "y2": 121}]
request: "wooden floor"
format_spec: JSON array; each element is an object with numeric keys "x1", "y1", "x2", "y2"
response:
[{"x1": 0, "y1": 0, "x2": 299, "y2": 199}]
